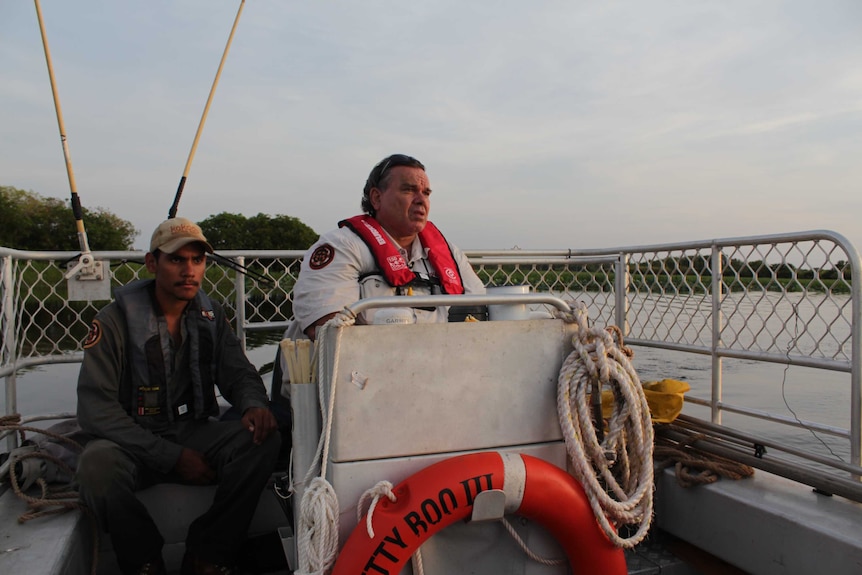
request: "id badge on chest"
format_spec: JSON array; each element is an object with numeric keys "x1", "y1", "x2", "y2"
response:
[{"x1": 137, "y1": 385, "x2": 161, "y2": 416}]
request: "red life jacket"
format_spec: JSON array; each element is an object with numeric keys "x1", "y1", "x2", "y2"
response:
[{"x1": 338, "y1": 215, "x2": 465, "y2": 295}]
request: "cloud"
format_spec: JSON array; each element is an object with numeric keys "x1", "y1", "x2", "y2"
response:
[{"x1": 2, "y1": 1, "x2": 861, "y2": 254}]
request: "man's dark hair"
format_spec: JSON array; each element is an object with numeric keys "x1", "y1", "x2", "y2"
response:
[{"x1": 361, "y1": 154, "x2": 425, "y2": 216}]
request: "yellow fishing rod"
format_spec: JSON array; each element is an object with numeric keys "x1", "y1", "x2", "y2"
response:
[
  {"x1": 34, "y1": 0, "x2": 90, "y2": 259},
  {"x1": 168, "y1": 0, "x2": 246, "y2": 219},
  {"x1": 36, "y1": 0, "x2": 264, "y2": 289},
  {"x1": 34, "y1": 0, "x2": 112, "y2": 300},
  {"x1": 162, "y1": 1, "x2": 269, "y2": 285}
]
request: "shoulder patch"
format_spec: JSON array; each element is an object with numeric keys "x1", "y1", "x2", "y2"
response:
[
  {"x1": 309, "y1": 243, "x2": 335, "y2": 270},
  {"x1": 201, "y1": 309, "x2": 215, "y2": 321},
  {"x1": 83, "y1": 319, "x2": 102, "y2": 349}
]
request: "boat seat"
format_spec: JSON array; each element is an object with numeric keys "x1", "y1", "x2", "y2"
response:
[{"x1": 93, "y1": 476, "x2": 292, "y2": 574}]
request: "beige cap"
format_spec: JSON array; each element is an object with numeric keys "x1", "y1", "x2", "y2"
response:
[{"x1": 149, "y1": 217, "x2": 214, "y2": 254}]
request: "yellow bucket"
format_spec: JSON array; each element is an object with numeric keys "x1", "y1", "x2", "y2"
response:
[{"x1": 601, "y1": 378, "x2": 690, "y2": 424}]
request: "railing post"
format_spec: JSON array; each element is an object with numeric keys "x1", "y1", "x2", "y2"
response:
[
  {"x1": 710, "y1": 245, "x2": 724, "y2": 424},
  {"x1": 614, "y1": 253, "x2": 630, "y2": 335},
  {"x1": 849, "y1": 248, "x2": 862, "y2": 470},
  {"x1": 234, "y1": 255, "x2": 247, "y2": 352},
  {"x1": 3, "y1": 255, "x2": 19, "y2": 450}
]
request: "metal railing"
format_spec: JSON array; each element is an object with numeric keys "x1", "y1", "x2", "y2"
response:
[{"x1": 2, "y1": 230, "x2": 860, "y2": 487}]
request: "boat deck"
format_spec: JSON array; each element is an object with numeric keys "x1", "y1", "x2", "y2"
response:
[
  {"x1": 656, "y1": 466, "x2": 862, "y2": 574},
  {"x1": 9, "y1": 468, "x2": 861, "y2": 574},
  {"x1": 0, "y1": 479, "x2": 293, "y2": 575},
  {"x1": 2, "y1": 479, "x2": 700, "y2": 575},
  {"x1": 0, "y1": 484, "x2": 92, "y2": 574}
]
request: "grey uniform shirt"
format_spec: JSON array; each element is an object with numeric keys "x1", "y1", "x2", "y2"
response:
[
  {"x1": 292, "y1": 224, "x2": 486, "y2": 332},
  {"x1": 76, "y1": 297, "x2": 270, "y2": 474}
]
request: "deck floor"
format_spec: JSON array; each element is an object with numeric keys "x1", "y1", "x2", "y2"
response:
[{"x1": 0, "y1": 485, "x2": 91, "y2": 574}]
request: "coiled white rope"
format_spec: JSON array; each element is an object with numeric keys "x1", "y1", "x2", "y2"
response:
[
  {"x1": 295, "y1": 309, "x2": 355, "y2": 575},
  {"x1": 295, "y1": 476, "x2": 340, "y2": 575},
  {"x1": 556, "y1": 301, "x2": 654, "y2": 548}
]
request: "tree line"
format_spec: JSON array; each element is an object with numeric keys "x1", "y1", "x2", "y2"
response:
[
  {"x1": 0, "y1": 186, "x2": 318, "y2": 252},
  {"x1": 631, "y1": 254, "x2": 852, "y2": 280},
  {"x1": 1, "y1": 185, "x2": 853, "y2": 282}
]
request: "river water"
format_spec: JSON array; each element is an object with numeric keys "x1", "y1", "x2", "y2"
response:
[{"x1": 614, "y1": 290, "x2": 854, "y2": 466}]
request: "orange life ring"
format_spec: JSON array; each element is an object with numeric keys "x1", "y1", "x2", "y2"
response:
[{"x1": 331, "y1": 451, "x2": 628, "y2": 575}]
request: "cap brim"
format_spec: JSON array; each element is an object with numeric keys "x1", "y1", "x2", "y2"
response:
[{"x1": 157, "y1": 237, "x2": 214, "y2": 254}]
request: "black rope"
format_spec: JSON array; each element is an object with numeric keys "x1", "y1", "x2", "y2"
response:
[{"x1": 209, "y1": 252, "x2": 274, "y2": 287}]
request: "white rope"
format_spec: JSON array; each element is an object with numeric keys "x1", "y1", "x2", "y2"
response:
[
  {"x1": 556, "y1": 301, "x2": 654, "y2": 548},
  {"x1": 411, "y1": 548, "x2": 425, "y2": 575},
  {"x1": 356, "y1": 480, "x2": 427, "y2": 574},
  {"x1": 500, "y1": 519, "x2": 566, "y2": 566},
  {"x1": 295, "y1": 309, "x2": 355, "y2": 575},
  {"x1": 356, "y1": 487, "x2": 562, "y2": 574},
  {"x1": 295, "y1": 477, "x2": 340, "y2": 575},
  {"x1": 357, "y1": 480, "x2": 396, "y2": 539}
]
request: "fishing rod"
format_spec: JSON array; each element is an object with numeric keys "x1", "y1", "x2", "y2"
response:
[
  {"x1": 162, "y1": 1, "x2": 273, "y2": 287},
  {"x1": 168, "y1": 0, "x2": 246, "y2": 219},
  {"x1": 34, "y1": 0, "x2": 94, "y2": 276},
  {"x1": 35, "y1": 0, "x2": 110, "y2": 299}
]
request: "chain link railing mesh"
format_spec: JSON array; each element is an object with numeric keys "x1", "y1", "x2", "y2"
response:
[
  {"x1": 625, "y1": 239, "x2": 852, "y2": 362},
  {"x1": 2, "y1": 234, "x2": 858, "y2": 482},
  {"x1": 0, "y1": 235, "x2": 855, "y2": 367}
]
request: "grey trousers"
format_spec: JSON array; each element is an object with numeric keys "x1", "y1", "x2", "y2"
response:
[{"x1": 76, "y1": 419, "x2": 281, "y2": 573}]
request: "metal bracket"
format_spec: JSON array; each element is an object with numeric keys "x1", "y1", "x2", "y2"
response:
[
  {"x1": 64, "y1": 252, "x2": 96, "y2": 280},
  {"x1": 65, "y1": 255, "x2": 111, "y2": 301},
  {"x1": 470, "y1": 489, "x2": 507, "y2": 522}
]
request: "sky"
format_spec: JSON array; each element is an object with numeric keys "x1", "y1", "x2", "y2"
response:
[{"x1": 2, "y1": 1, "x2": 861, "y2": 253}]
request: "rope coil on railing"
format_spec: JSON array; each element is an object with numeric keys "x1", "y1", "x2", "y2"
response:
[
  {"x1": 1, "y1": 414, "x2": 83, "y2": 507},
  {"x1": 655, "y1": 429, "x2": 754, "y2": 486},
  {"x1": 555, "y1": 302, "x2": 654, "y2": 548}
]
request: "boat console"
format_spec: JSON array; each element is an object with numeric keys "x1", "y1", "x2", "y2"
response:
[{"x1": 287, "y1": 294, "x2": 579, "y2": 573}]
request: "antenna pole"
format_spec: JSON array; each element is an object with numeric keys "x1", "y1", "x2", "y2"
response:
[{"x1": 168, "y1": 0, "x2": 246, "y2": 219}]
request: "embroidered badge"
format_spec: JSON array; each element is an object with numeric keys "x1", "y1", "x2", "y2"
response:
[
  {"x1": 309, "y1": 244, "x2": 335, "y2": 270},
  {"x1": 201, "y1": 309, "x2": 215, "y2": 321},
  {"x1": 83, "y1": 320, "x2": 102, "y2": 349}
]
